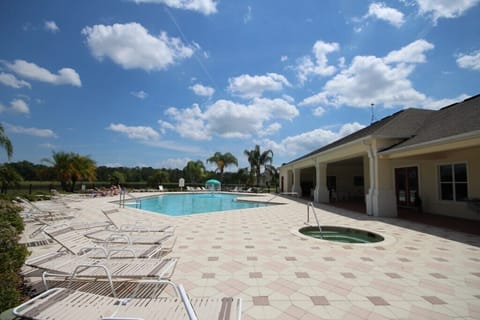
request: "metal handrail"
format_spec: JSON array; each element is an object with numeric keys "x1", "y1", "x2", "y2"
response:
[
  {"x1": 119, "y1": 191, "x2": 141, "y2": 208},
  {"x1": 266, "y1": 192, "x2": 299, "y2": 203},
  {"x1": 307, "y1": 202, "x2": 322, "y2": 238}
]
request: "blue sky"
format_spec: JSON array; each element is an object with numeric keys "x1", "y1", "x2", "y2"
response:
[{"x1": 1, "y1": 0, "x2": 479, "y2": 171}]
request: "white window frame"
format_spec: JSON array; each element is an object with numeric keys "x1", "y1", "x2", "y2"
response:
[{"x1": 437, "y1": 162, "x2": 469, "y2": 202}]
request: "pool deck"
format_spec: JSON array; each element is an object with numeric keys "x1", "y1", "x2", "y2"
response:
[{"x1": 21, "y1": 192, "x2": 480, "y2": 319}]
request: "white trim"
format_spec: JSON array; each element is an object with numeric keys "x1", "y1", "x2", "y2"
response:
[
  {"x1": 379, "y1": 130, "x2": 480, "y2": 157},
  {"x1": 435, "y1": 161, "x2": 469, "y2": 202}
]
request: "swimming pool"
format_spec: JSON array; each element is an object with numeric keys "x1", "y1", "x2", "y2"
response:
[{"x1": 127, "y1": 193, "x2": 273, "y2": 216}]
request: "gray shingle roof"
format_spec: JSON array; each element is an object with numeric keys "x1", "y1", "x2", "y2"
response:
[
  {"x1": 285, "y1": 94, "x2": 480, "y2": 165},
  {"x1": 381, "y1": 94, "x2": 480, "y2": 152}
]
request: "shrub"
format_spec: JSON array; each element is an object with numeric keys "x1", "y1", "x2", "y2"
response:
[{"x1": 0, "y1": 200, "x2": 29, "y2": 313}]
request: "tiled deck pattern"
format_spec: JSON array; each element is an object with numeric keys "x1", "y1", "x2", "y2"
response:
[{"x1": 22, "y1": 193, "x2": 480, "y2": 319}]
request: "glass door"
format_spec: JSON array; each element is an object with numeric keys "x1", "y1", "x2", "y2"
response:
[{"x1": 395, "y1": 167, "x2": 418, "y2": 208}]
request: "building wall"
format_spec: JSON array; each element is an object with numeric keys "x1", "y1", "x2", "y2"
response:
[
  {"x1": 391, "y1": 146, "x2": 480, "y2": 220},
  {"x1": 327, "y1": 164, "x2": 365, "y2": 201}
]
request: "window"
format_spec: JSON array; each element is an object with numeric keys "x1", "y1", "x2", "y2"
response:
[{"x1": 439, "y1": 163, "x2": 468, "y2": 201}]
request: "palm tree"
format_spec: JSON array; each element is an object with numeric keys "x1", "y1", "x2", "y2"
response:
[
  {"x1": 0, "y1": 123, "x2": 13, "y2": 161},
  {"x1": 244, "y1": 145, "x2": 273, "y2": 186},
  {"x1": 206, "y1": 152, "x2": 238, "y2": 183},
  {"x1": 43, "y1": 151, "x2": 96, "y2": 192},
  {"x1": 183, "y1": 160, "x2": 206, "y2": 183},
  {"x1": 0, "y1": 164, "x2": 23, "y2": 194},
  {"x1": 70, "y1": 155, "x2": 96, "y2": 192}
]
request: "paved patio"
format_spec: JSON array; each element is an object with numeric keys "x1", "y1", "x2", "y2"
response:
[{"x1": 21, "y1": 193, "x2": 480, "y2": 319}]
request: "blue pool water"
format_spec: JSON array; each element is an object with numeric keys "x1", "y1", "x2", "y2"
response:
[{"x1": 127, "y1": 193, "x2": 272, "y2": 216}]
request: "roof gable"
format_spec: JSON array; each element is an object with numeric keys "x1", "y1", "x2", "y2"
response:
[{"x1": 383, "y1": 94, "x2": 480, "y2": 151}]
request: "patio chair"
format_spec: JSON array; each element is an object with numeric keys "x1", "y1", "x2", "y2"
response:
[
  {"x1": 84, "y1": 227, "x2": 177, "y2": 248},
  {"x1": 101, "y1": 208, "x2": 176, "y2": 233},
  {"x1": 13, "y1": 282, "x2": 242, "y2": 320},
  {"x1": 25, "y1": 251, "x2": 178, "y2": 287},
  {"x1": 17, "y1": 197, "x2": 78, "y2": 219},
  {"x1": 43, "y1": 224, "x2": 173, "y2": 259}
]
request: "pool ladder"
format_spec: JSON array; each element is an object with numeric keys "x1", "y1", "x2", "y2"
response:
[
  {"x1": 119, "y1": 191, "x2": 141, "y2": 208},
  {"x1": 307, "y1": 202, "x2": 323, "y2": 239}
]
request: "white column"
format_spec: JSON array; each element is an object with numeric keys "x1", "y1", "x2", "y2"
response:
[
  {"x1": 291, "y1": 168, "x2": 302, "y2": 196},
  {"x1": 314, "y1": 161, "x2": 329, "y2": 203},
  {"x1": 365, "y1": 144, "x2": 397, "y2": 217}
]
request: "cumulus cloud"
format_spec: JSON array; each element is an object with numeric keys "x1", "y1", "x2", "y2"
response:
[
  {"x1": 384, "y1": 39, "x2": 434, "y2": 63},
  {"x1": 0, "y1": 72, "x2": 31, "y2": 89},
  {"x1": 162, "y1": 104, "x2": 209, "y2": 140},
  {"x1": 0, "y1": 99, "x2": 30, "y2": 115},
  {"x1": 300, "y1": 39, "x2": 434, "y2": 109},
  {"x1": 132, "y1": 0, "x2": 218, "y2": 15},
  {"x1": 4, "y1": 60, "x2": 81, "y2": 87},
  {"x1": 160, "y1": 97, "x2": 299, "y2": 140},
  {"x1": 227, "y1": 73, "x2": 291, "y2": 99},
  {"x1": 44, "y1": 20, "x2": 59, "y2": 33},
  {"x1": 158, "y1": 157, "x2": 192, "y2": 169},
  {"x1": 107, "y1": 123, "x2": 160, "y2": 140},
  {"x1": 313, "y1": 106, "x2": 325, "y2": 117},
  {"x1": 190, "y1": 83, "x2": 215, "y2": 97},
  {"x1": 5, "y1": 123, "x2": 57, "y2": 138},
  {"x1": 365, "y1": 2, "x2": 405, "y2": 27},
  {"x1": 456, "y1": 50, "x2": 480, "y2": 71},
  {"x1": 131, "y1": 90, "x2": 148, "y2": 99},
  {"x1": 422, "y1": 94, "x2": 471, "y2": 110},
  {"x1": 82, "y1": 22, "x2": 194, "y2": 71},
  {"x1": 415, "y1": 0, "x2": 480, "y2": 22},
  {"x1": 261, "y1": 122, "x2": 365, "y2": 157},
  {"x1": 10, "y1": 99, "x2": 30, "y2": 114},
  {"x1": 296, "y1": 40, "x2": 340, "y2": 83}
]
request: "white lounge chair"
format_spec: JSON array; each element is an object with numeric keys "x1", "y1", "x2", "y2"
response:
[
  {"x1": 101, "y1": 208, "x2": 176, "y2": 233},
  {"x1": 13, "y1": 282, "x2": 242, "y2": 320},
  {"x1": 25, "y1": 251, "x2": 178, "y2": 285},
  {"x1": 84, "y1": 228, "x2": 176, "y2": 249},
  {"x1": 43, "y1": 224, "x2": 173, "y2": 259}
]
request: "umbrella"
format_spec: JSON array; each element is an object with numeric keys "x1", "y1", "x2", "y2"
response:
[{"x1": 205, "y1": 179, "x2": 221, "y2": 186}]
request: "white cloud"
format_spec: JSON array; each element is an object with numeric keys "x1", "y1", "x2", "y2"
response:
[
  {"x1": 107, "y1": 123, "x2": 160, "y2": 140},
  {"x1": 422, "y1": 94, "x2": 471, "y2": 110},
  {"x1": 158, "y1": 157, "x2": 191, "y2": 169},
  {"x1": 131, "y1": 90, "x2": 148, "y2": 99},
  {"x1": 163, "y1": 104, "x2": 210, "y2": 140},
  {"x1": 415, "y1": 0, "x2": 480, "y2": 22},
  {"x1": 0, "y1": 99, "x2": 30, "y2": 114},
  {"x1": 4, "y1": 60, "x2": 81, "y2": 87},
  {"x1": 384, "y1": 39, "x2": 434, "y2": 63},
  {"x1": 301, "y1": 39, "x2": 434, "y2": 109},
  {"x1": 296, "y1": 40, "x2": 339, "y2": 83},
  {"x1": 190, "y1": 83, "x2": 215, "y2": 97},
  {"x1": 227, "y1": 73, "x2": 291, "y2": 99},
  {"x1": 262, "y1": 122, "x2": 365, "y2": 157},
  {"x1": 44, "y1": 20, "x2": 59, "y2": 33},
  {"x1": 10, "y1": 99, "x2": 30, "y2": 114},
  {"x1": 366, "y1": 2, "x2": 405, "y2": 27},
  {"x1": 244, "y1": 6, "x2": 252, "y2": 24},
  {"x1": 5, "y1": 123, "x2": 57, "y2": 138},
  {"x1": 0, "y1": 73, "x2": 31, "y2": 89},
  {"x1": 82, "y1": 22, "x2": 194, "y2": 71},
  {"x1": 456, "y1": 50, "x2": 480, "y2": 71},
  {"x1": 281, "y1": 56, "x2": 288, "y2": 62},
  {"x1": 313, "y1": 106, "x2": 325, "y2": 117},
  {"x1": 132, "y1": 0, "x2": 218, "y2": 15},
  {"x1": 161, "y1": 97, "x2": 299, "y2": 140},
  {"x1": 259, "y1": 122, "x2": 281, "y2": 137}
]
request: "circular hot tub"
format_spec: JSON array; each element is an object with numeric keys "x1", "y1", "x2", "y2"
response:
[{"x1": 299, "y1": 225, "x2": 384, "y2": 244}]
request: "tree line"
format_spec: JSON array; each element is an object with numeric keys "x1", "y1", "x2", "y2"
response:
[{"x1": 1, "y1": 125, "x2": 278, "y2": 193}]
